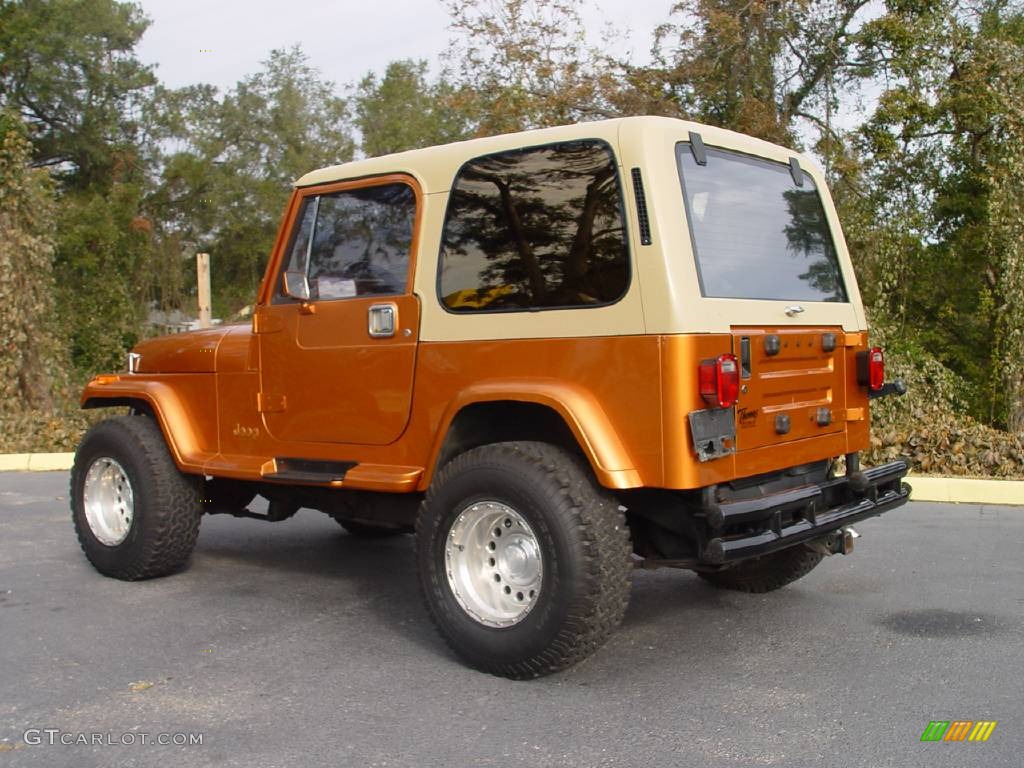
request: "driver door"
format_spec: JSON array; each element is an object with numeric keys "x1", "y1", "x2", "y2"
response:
[{"x1": 256, "y1": 176, "x2": 421, "y2": 446}]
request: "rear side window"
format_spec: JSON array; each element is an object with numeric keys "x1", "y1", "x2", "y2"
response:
[
  {"x1": 676, "y1": 144, "x2": 848, "y2": 302},
  {"x1": 280, "y1": 183, "x2": 415, "y2": 300},
  {"x1": 439, "y1": 140, "x2": 629, "y2": 312}
]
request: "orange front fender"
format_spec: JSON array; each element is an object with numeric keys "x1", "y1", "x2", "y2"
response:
[{"x1": 81, "y1": 375, "x2": 218, "y2": 474}]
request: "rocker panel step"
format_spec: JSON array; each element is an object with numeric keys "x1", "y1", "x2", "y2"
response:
[{"x1": 263, "y1": 457, "x2": 357, "y2": 484}]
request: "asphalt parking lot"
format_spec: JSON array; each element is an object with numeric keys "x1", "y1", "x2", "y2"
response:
[{"x1": 1, "y1": 471, "x2": 1021, "y2": 768}]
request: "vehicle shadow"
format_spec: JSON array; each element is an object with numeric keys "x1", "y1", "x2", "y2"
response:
[
  {"x1": 188, "y1": 509, "x2": 787, "y2": 674},
  {"x1": 191, "y1": 511, "x2": 447, "y2": 654}
]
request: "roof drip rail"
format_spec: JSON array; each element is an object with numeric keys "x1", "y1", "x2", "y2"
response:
[{"x1": 688, "y1": 132, "x2": 707, "y2": 166}]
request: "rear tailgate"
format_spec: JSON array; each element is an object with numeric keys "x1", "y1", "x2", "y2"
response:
[{"x1": 732, "y1": 327, "x2": 851, "y2": 451}]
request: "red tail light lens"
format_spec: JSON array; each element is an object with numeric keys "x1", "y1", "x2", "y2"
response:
[
  {"x1": 868, "y1": 347, "x2": 884, "y2": 390},
  {"x1": 700, "y1": 353, "x2": 740, "y2": 408}
]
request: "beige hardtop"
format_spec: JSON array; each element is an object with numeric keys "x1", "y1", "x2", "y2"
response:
[
  {"x1": 294, "y1": 116, "x2": 867, "y2": 341},
  {"x1": 295, "y1": 116, "x2": 802, "y2": 193}
]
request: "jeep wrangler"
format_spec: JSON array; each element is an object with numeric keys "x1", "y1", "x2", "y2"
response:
[{"x1": 71, "y1": 116, "x2": 909, "y2": 678}]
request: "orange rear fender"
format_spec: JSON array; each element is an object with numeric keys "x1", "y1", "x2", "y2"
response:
[{"x1": 423, "y1": 381, "x2": 642, "y2": 491}]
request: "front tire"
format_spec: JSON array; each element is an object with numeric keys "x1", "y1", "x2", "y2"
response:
[
  {"x1": 698, "y1": 545, "x2": 823, "y2": 593},
  {"x1": 416, "y1": 442, "x2": 632, "y2": 679},
  {"x1": 71, "y1": 415, "x2": 202, "y2": 580}
]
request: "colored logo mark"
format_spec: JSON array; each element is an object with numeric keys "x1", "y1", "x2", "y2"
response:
[{"x1": 920, "y1": 721, "x2": 997, "y2": 742}]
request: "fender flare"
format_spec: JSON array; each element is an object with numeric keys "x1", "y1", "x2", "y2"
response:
[
  {"x1": 80, "y1": 377, "x2": 212, "y2": 474},
  {"x1": 421, "y1": 381, "x2": 642, "y2": 491}
]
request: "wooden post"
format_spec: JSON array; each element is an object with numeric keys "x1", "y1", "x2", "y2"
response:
[{"x1": 196, "y1": 252, "x2": 211, "y2": 329}]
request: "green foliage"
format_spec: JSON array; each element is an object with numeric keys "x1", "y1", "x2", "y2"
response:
[
  {"x1": 443, "y1": 0, "x2": 621, "y2": 132},
  {"x1": 866, "y1": 312, "x2": 1024, "y2": 477},
  {"x1": 151, "y1": 47, "x2": 355, "y2": 312},
  {"x1": 629, "y1": 0, "x2": 881, "y2": 147},
  {"x1": 1, "y1": 0, "x2": 157, "y2": 378},
  {"x1": 0, "y1": 405, "x2": 107, "y2": 453},
  {"x1": 354, "y1": 60, "x2": 470, "y2": 157},
  {"x1": 54, "y1": 185, "x2": 148, "y2": 373},
  {"x1": 0, "y1": 0, "x2": 154, "y2": 189},
  {"x1": 850, "y1": 1, "x2": 1024, "y2": 428},
  {"x1": 0, "y1": 112, "x2": 67, "y2": 410}
]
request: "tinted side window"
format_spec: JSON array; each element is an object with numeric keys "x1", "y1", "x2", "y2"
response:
[
  {"x1": 281, "y1": 183, "x2": 415, "y2": 300},
  {"x1": 439, "y1": 140, "x2": 629, "y2": 312}
]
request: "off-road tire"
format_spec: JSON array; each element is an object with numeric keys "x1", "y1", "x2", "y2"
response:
[
  {"x1": 698, "y1": 544, "x2": 824, "y2": 593},
  {"x1": 416, "y1": 441, "x2": 632, "y2": 679},
  {"x1": 71, "y1": 415, "x2": 202, "y2": 580},
  {"x1": 334, "y1": 518, "x2": 407, "y2": 538}
]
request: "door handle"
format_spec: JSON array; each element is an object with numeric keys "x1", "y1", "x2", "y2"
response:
[{"x1": 368, "y1": 303, "x2": 396, "y2": 338}]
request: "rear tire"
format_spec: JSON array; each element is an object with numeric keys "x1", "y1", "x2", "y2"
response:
[
  {"x1": 698, "y1": 545, "x2": 823, "y2": 593},
  {"x1": 70, "y1": 415, "x2": 202, "y2": 580},
  {"x1": 416, "y1": 441, "x2": 632, "y2": 679}
]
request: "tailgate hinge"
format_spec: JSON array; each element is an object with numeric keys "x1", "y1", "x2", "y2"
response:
[{"x1": 843, "y1": 332, "x2": 867, "y2": 348}]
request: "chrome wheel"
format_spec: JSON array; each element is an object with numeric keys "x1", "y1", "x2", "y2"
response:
[
  {"x1": 445, "y1": 501, "x2": 543, "y2": 627},
  {"x1": 82, "y1": 457, "x2": 134, "y2": 546}
]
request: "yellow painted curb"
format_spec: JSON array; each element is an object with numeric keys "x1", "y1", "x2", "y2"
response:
[
  {"x1": 27, "y1": 453, "x2": 75, "y2": 471},
  {"x1": 907, "y1": 475, "x2": 1024, "y2": 506},
  {"x1": 0, "y1": 454, "x2": 30, "y2": 472},
  {"x1": 0, "y1": 453, "x2": 74, "y2": 472}
]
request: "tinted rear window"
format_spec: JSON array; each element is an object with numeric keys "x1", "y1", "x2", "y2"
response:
[
  {"x1": 676, "y1": 144, "x2": 847, "y2": 302},
  {"x1": 439, "y1": 140, "x2": 629, "y2": 312}
]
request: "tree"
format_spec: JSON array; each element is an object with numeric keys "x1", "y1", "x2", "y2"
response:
[
  {"x1": 625, "y1": 0, "x2": 878, "y2": 148},
  {"x1": 851, "y1": 1, "x2": 1024, "y2": 428},
  {"x1": 0, "y1": 0, "x2": 155, "y2": 189},
  {"x1": 1, "y1": 0, "x2": 160, "y2": 375},
  {"x1": 55, "y1": 184, "x2": 151, "y2": 373},
  {"x1": 0, "y1": 113, "x2": 65, "y2": 409},
  {"x1": 354, "y1": 60, "x2": 469, "y2": 157},
  {"x1": 152, "y1": 47, "x2": 356, "y2": 310},
  {"x1": 443, "y1": 0, "x2": 621, "y2": 133}
]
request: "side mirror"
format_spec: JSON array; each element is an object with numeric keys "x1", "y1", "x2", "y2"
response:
[{"x1": 282, "y1": 270, "x2": 311, "y2": 301}]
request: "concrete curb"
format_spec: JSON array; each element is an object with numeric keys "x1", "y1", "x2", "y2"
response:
[
  {"x1": 0, "y1": 453, "x2": 74, "y2": 472},
  {"x1": 906, "y1": 475, "x2": 1024, "y2": 506},
  {"x1": 0, "y1": 455, "x2": 1021, "y2": 505}
]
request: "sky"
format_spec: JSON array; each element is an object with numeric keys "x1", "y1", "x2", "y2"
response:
[{"x1": 134, "y1": 0, "x2": 675, "y2": 93}]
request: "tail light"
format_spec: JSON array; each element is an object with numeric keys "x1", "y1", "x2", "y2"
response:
[
  {"x1": 857, "y1": 346, "x2": 885, "y2": 390},
  {"x1": 699, "y1": 353, "x2": 740, "y2": 408}
]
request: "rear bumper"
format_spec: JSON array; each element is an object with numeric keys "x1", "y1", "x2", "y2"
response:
[{"x1": 701, "y1": 460, "x2": 911, "y2": 564}]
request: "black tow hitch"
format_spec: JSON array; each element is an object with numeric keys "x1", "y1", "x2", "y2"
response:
[{"x1": 807, "y1": 526, "x2": 859, "y2": 556}]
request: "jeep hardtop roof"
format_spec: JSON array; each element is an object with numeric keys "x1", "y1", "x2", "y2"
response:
[{"x1": 294, "y1": 116, "x2": 819, "y2": 194}]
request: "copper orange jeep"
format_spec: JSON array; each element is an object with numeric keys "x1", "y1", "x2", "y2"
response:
[{"x1": 71, "y1": 117, "x2": 909, "y2": 678}]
